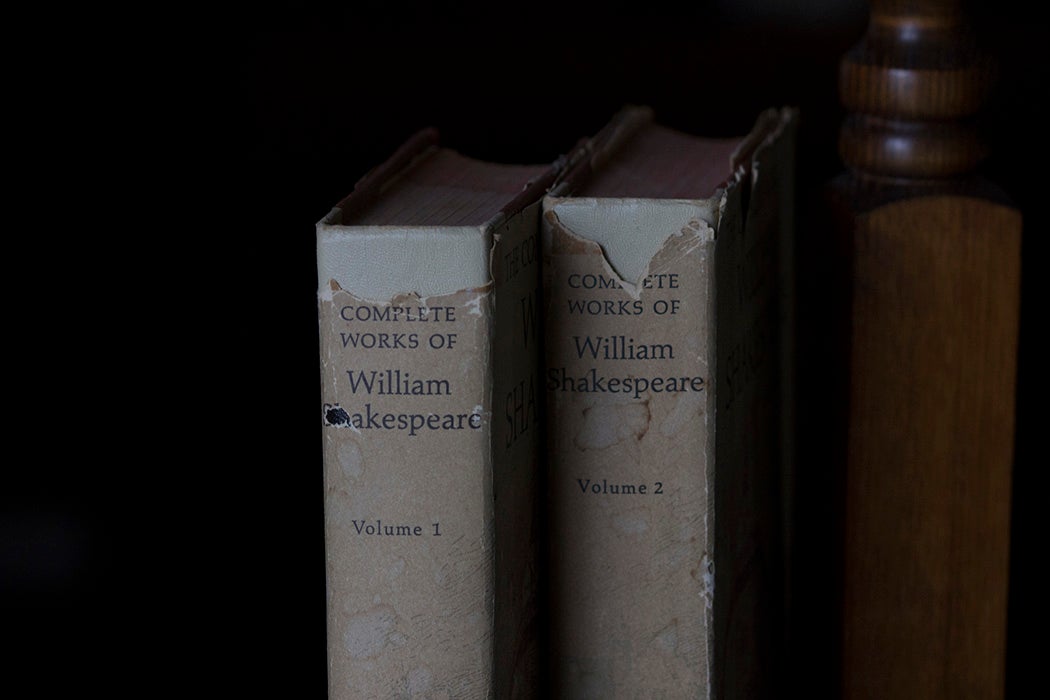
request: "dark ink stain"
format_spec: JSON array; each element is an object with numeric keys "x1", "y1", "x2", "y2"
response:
[{"x1": 323, "y1": 403, "x2": 351, "y2": 427}]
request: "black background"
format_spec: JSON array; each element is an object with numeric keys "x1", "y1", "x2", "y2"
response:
[{"x1": 5, "y1": 0, "x2": 1045, "y2": 695}]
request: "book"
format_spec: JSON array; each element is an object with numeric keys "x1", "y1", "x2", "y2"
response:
[
  {"x1": 542, "y1": 106, "x2": 797, "y2": 698},
  {"x1": 316, "y1": 130, "x2": 559, "y2": 698}
]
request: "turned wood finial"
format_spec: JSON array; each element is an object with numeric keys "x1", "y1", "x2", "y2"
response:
[{"x1": 839, "y1": 0, "x2": 993, "y2": 180}]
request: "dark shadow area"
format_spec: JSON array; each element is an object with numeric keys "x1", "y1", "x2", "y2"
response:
[{"x1": 9, "y1": 0, "x2": 1041, "y2": 696}]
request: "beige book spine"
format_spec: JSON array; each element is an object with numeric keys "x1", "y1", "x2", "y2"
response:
[
  {"x1": 542, "y1": 108, "x2": 796, "y2": 699},
  {"x1": 542, "y1": 199, "x2": 719, "y2": 697},
  {"x1": 317, "y1": 205, "x2": 541, "y2": 698}
]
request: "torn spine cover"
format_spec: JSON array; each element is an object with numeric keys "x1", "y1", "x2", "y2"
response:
[
  {"x1": 316, "y1": 132, "x2": 561, "y2": 699},
  {"x1": 541, "y1": 106, "x2": 797, "y2": 700}
]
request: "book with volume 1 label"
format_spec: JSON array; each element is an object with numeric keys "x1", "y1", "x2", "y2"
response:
[{"x1": 317, "y1": 130, "x2": 558, "y2": 698}]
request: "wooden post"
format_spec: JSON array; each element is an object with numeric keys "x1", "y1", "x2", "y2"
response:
[{"x1": 813, "y1": 1, "x2": 1021, "y2": 697}]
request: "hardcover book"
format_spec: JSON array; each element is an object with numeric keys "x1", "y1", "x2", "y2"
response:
[
  {"x1": 316, "y1": 130, "x2": 558, "y2": 698},
  {"x1": 542, "y1": 106, "x2": 797, "y2": 698}
]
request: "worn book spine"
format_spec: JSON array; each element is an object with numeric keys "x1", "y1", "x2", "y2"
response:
[
  {"x1": 542, "y1": 109, "x2": 795, "y2": 698},
  {"x1": 316, "y1": 166, "x2": 545, "y2": 698},
  {"x1": 712, "y1": 113, "x2": 795, "y2": 700},
  {"x1": 542, "y1": 197, "x2": 718, "y2": 696}
]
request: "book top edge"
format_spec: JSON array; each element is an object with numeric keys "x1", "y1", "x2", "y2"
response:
[
  {"x1": 553, "y1": 106, "x2": 797, "y2": 200},
  {"x1": 322, "y1": 130, "x2": 558, "y2": 230}
]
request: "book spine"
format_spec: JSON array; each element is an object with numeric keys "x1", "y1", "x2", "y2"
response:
[
  {"x1": 542, "y1": 201, "x2": 717, "y2": 697},
  {"x1": 711, "y1": 172, "x2": 786, "y2": 700},
  {"x1": 317, "y1": 206, "x2": 541, "y2": 697},
  {"x1": 318, "y1": 275, "x2": 494, "y2": 697},
  {"x1": 488, "y1": 204, "x2": 544, "y2": 698}
]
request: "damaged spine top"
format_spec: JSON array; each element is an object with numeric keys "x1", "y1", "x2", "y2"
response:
[{"x1": 316, "y1": 131, "x2": 562, "y2": 301}]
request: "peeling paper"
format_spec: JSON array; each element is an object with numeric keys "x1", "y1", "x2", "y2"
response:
[
  {"x1": 316, "y1": 224, "x2": 493, "y2": 302},
  {"x1": 544, "y1": 192, "x2": 716, "y2": 696},
  {"x1": 317, "y1": 278, "x2": 496, "y2": 692},
  {"x1": 320, "y1": 278, "x2": 495, "y2": 313},
  {"x1": 317, "y1": 198, "x2": 545, "y2": 698},
  {"x1": 544, "y1": 197, "x2": 718, "y2": 296}
]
